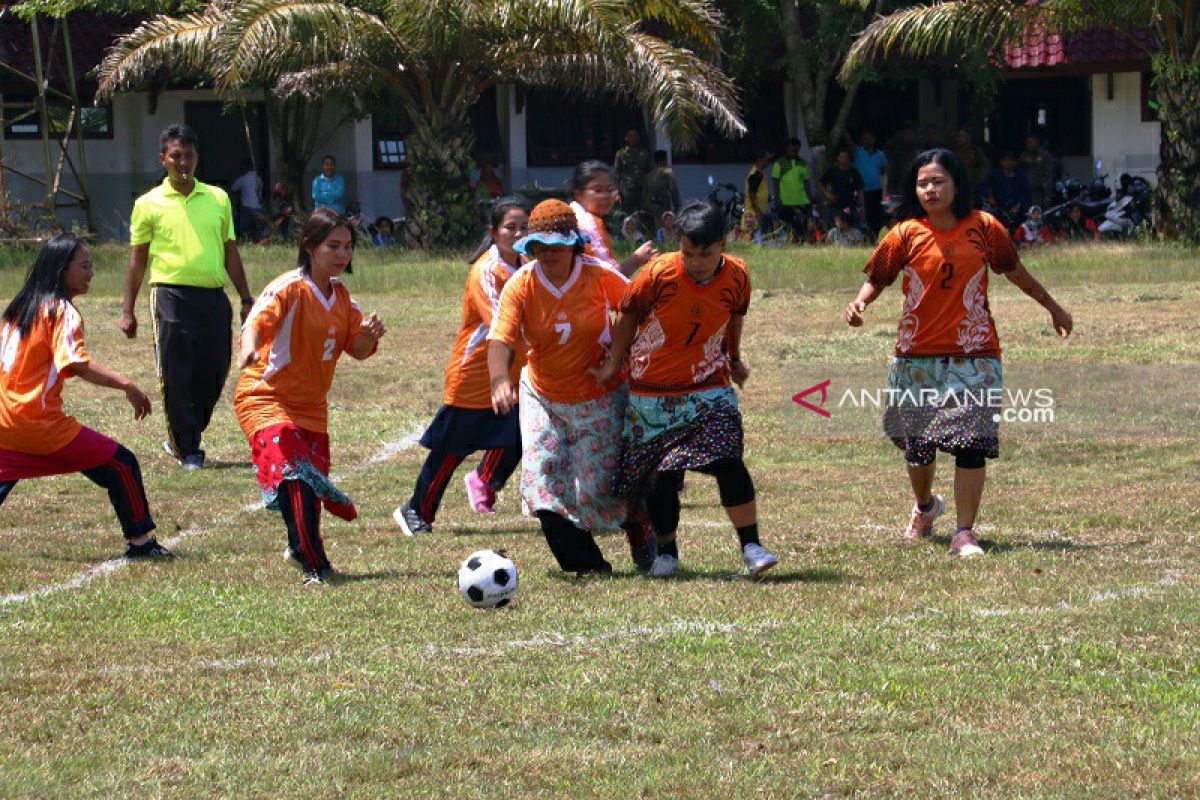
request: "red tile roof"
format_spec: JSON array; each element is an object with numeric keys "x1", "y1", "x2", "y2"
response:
[{"x1": 1005, "y1": 25, "x2": 1155, "y2": 72}]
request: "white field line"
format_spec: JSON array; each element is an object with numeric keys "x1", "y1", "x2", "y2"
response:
[
  {"x1": 93, "y1": 618, "x2": 782, "y2": 676},
  {"x1": 0, "y1": 528, "x2": 204, "y2": 607},
  {"x1": 2, "y1": 428, "x2": 424, "y2": 609}
]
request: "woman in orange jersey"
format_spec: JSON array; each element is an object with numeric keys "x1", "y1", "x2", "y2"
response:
[
  {"x1": 488, "y1": 199, "x2": 656, "y2": 575},
  {"x1": 0, "y1": 234, "x2": 167, "y2": 559},
  {"x1": 392, "y1": 196, "x2": 530, "y2": 535},
  {"x1": 569, "y1": 160, "x2": 657, "y2": 276},
  {"x1": 845, "y1": 149, "x2": 1072, "y2": 557},
  {"x1": 235, "y1": 209, "x2": 386, "y2": 585},
  {"x1": 596, "y1": 200, "x2": 779, "y2": 578}
]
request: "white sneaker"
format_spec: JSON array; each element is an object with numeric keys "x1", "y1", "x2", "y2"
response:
[
  {"x1": 742, "y1": 543, "x2": 779, "y2": 576},
  {"x1": 905, "y1": 494, "x2": 946, "y2": 540},
  {"x1": 648, "y1": 553, "x2": 680, "y2": 577}
]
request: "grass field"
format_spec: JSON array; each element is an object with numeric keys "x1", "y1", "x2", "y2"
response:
[{"x1": 1, "y1": 241, "x2": 1198, "y2": 798}]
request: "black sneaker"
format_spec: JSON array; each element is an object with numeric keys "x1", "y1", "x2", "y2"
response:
[
  {"x1": 392, "y1": 502, "x2": 432, "y2": 536},
  {"x1": 125, "y1": 538, "x2": 174, "y2": 559},
  {"x1": 303, "y1": 569, "x2": 325, "y2": 586},
  {"x1": 181, "y1": 452, "x2": 205, "y2": 471}
]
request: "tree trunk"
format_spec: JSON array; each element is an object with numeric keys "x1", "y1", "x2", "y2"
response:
[
  {"x1": 1153, "y1": 58, "x2": 1200, "y2": 244},
  {"x1": 403, "y1": 103, "x2": 480, "y2": 248}
]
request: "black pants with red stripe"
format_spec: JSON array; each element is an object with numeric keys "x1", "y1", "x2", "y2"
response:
[
  {"x1": 408, "y1": 445, "x2": 520, "y2": 524},
  {"x1": 0, "y1": 445, "x2": 155, "y2": 540},
  {"x1": 278, "y1": 480, "x2": 331, "y2": 572}
]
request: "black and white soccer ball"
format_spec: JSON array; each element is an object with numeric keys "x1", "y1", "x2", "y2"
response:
[{"x1": 457, "y1": 549, "x2": 518, "y2": 609}]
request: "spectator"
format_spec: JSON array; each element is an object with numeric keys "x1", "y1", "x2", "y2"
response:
[
  {"x1": 953, "y1": 129, "x2": 991, "y2": 199},
  {"x1": 772, "y1": 138, "x2": 811, "y2": 241},
  {"x1": 1060, "y1": 203, "x2": 1101, "y2": 241},
  {"x1": 886, "y1": 121, "x2": 920, "y2": 184},
  {"x1": 229, "y1": 159, "x2": 264, "y2": 242},
  {"x1": 259, "y1": 180, "x2": 294, "y2": 244},
  {"x1": 613, "y1": 129, "x2": 653, "y2": 216},
  {"x1": 312, "y1": 155, "x2": 346, "y2": 213},
  {"x1": 849, "y1": 129, "x2": 888, "y2": 236},
  {"x1": 655, "y1": 210, "x2": 677, "y2": 245},
  {"x1": 1014, "y1": 205, "x2": 1053, "y2": 246},
  {"x1": 921, "y1": 123, "x2": 946, "y2": 150},
  {"x1": 826, "y1": 207, "x2": 865, "y2": 247},
  {"x1": 979, "y1": 152, "x2": 1032, "y2": 230},
  {"x1": 1019, "y1": 133, "x2": 1055, "y2": 208},
  {"x1": 474, "y1": 157, "x2": 504, "y2": 199},
  {"x1": 372, "y1": 216, "x2": 397, "y2": 247},
  {"x1": 643, "y1": 149, "x2": 681, "y2": 233},
  {"x1": 820, "y1": 147, "x2": 865, "y2": 224},
  {"x1": 744, "y1": 149, "x2": 772, "y2": 221}
]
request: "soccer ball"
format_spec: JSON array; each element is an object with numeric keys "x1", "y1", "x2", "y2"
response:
[{"x1": 457, "y1": 549, "x2": 518, "y2": 609}]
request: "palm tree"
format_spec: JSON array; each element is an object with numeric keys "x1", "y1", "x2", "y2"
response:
[
  {"x1": 840, "y1": 1, "x2": 1200, "y2": 243},
  {"x1": 95, "y1": 0, "x2": 746, "y2": 247}
]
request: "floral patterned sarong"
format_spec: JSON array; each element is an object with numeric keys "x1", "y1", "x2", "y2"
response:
[{"x1": 518, "y1": 373, "x2": 629, "y2": 531}]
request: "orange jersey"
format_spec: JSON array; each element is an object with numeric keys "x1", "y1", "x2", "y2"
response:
[
  {"x1": 490, "y1": 255, "x2": 628, "y2": 404},
  {"x1": 620, "y1": 253, "x2": 751, "y2": 396},
  {"x1": 571, "y1": 201, "x2": 621, "y2": 273},
  {"x1": 0, "y1": 301, "x2": 90, "y2": 454},
  {"x1": 234, "y1": 270, "x2": 369, "y2": 436},
  {"x1": 443, "y1": 246, "x2": 526, "y2": 409},
  {"x1": 864, "y1": 211, "x2": 1020, "y2": 357}
]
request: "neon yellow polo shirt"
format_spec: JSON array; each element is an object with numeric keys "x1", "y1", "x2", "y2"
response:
[
  {"x1": 772, "y1": 156, "x2": 810, "y2": 207},
  {"x1": 130, "y1": 177, "x2": 234, "y2": 288}
]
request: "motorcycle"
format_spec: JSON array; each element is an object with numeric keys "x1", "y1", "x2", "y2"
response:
[{"x1": 705, "y1": 176, "x2": 745, "y2": 233}]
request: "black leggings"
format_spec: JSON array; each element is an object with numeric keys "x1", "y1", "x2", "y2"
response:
[
  {"x1": 908, "y1": 448, "x2": 988, "y2": 470},
  {"x1": 278, "y1": 480, "x2": 330, "y2": 572},
  {"x1": 0, "y1": 444, "x2": 155, "y2": 540},
  {"x1": 646, "y1": 458, "x2": 755, "y2": 538},
  {"x1": 536, "y1": 510, "x2": 611, "y2": 572}
]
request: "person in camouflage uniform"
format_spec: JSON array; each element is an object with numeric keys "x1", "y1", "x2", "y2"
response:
[{"x1": 613, "y1": 129, "x2": 654, "y2": 217}]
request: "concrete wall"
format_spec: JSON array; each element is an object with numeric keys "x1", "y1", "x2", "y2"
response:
[{"x1": 1091, "y1": 72, "x2": 1159, "y2": 183}]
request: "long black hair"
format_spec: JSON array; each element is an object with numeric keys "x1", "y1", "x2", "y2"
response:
[
  {"x1": 3, "y1": 233, "x2": 82, "y2": 336},
  {"x1": 297, "y1": 207, "x2": 355, "y2": 275},
  {"x1": 466, "y1": 195, "x2": 532, "y2": 264},
  {"x1": 570, "y1": 160, "x2": 612, "y2": 196},
  {"x1": 898, "y1": 148, "x2": 975, "y2": 221}
]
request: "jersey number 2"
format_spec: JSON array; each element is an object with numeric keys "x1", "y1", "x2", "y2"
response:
[
  {"x1": 322, "y1": 338, "x2": 336, "y2": 361},
  {"x1": 554, "y1": 322, "x2": 572, "y2": 345}
]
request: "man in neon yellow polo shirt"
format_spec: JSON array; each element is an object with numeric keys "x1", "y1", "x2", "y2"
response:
[
  {"x1": 124, "y1": 124, "x2": 254, "y2": 470},
  {"x1": 772, "y1": 137, "x2": 812, "y2": 243}
]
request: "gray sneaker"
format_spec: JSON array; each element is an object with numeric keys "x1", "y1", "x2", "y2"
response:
[
  {"x1": 393, "y1": 502, "x2": 432, "y2": 536},
  {"x1": 742, "y1": 543, "x2": 779, "y2": 576},
  {"x1": 648, "y1": 553, "x2": 680, "y2": 577}
]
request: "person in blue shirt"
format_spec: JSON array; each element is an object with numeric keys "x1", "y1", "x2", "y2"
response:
[
  {"x1": 847, "y1": 128, "x2": 888, "y2": 237},
  {"x1": 311, "y1": 155, "x2": 346, "y2": 213}
]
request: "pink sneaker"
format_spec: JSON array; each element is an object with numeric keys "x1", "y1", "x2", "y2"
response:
[
  {"x1": 949, "y1": 528, "x2": 984, "y2": 558},
  {"x1": 904, "y1": 494, "x2": 945, "y2": 540},
  {"x1": 464, "y1": 471, "x2": 497, "y2": 514}
]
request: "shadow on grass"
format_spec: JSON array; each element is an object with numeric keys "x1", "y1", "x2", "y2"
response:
[
  {"x1": 928, "y1": 535, "x2": 1151, "y2": 554},
  {"x1": 545, "y1": 567, "x2": 850, "y2": 585},
  {"x1": 327, "y1": 569, "x2": 405, "y2": 584},
  {"x1": 200, "y1": 460, "x2": 253, "y2": 471}
]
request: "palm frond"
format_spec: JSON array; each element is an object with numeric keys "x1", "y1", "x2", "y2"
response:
[
  {"x1": 840, "y1": 1, "x2": 1039, "y2": 81},
  {"x1": 95, "y1": 6, "x2": 226, "y2": 101},
  {"x1": 218, "y1": 0, "x2": 398, "y2": 89}
]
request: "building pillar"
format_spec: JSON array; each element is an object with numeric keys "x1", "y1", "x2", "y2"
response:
[{"x1": 497, "y1": 83, "x2": 527, "y2": 191}]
